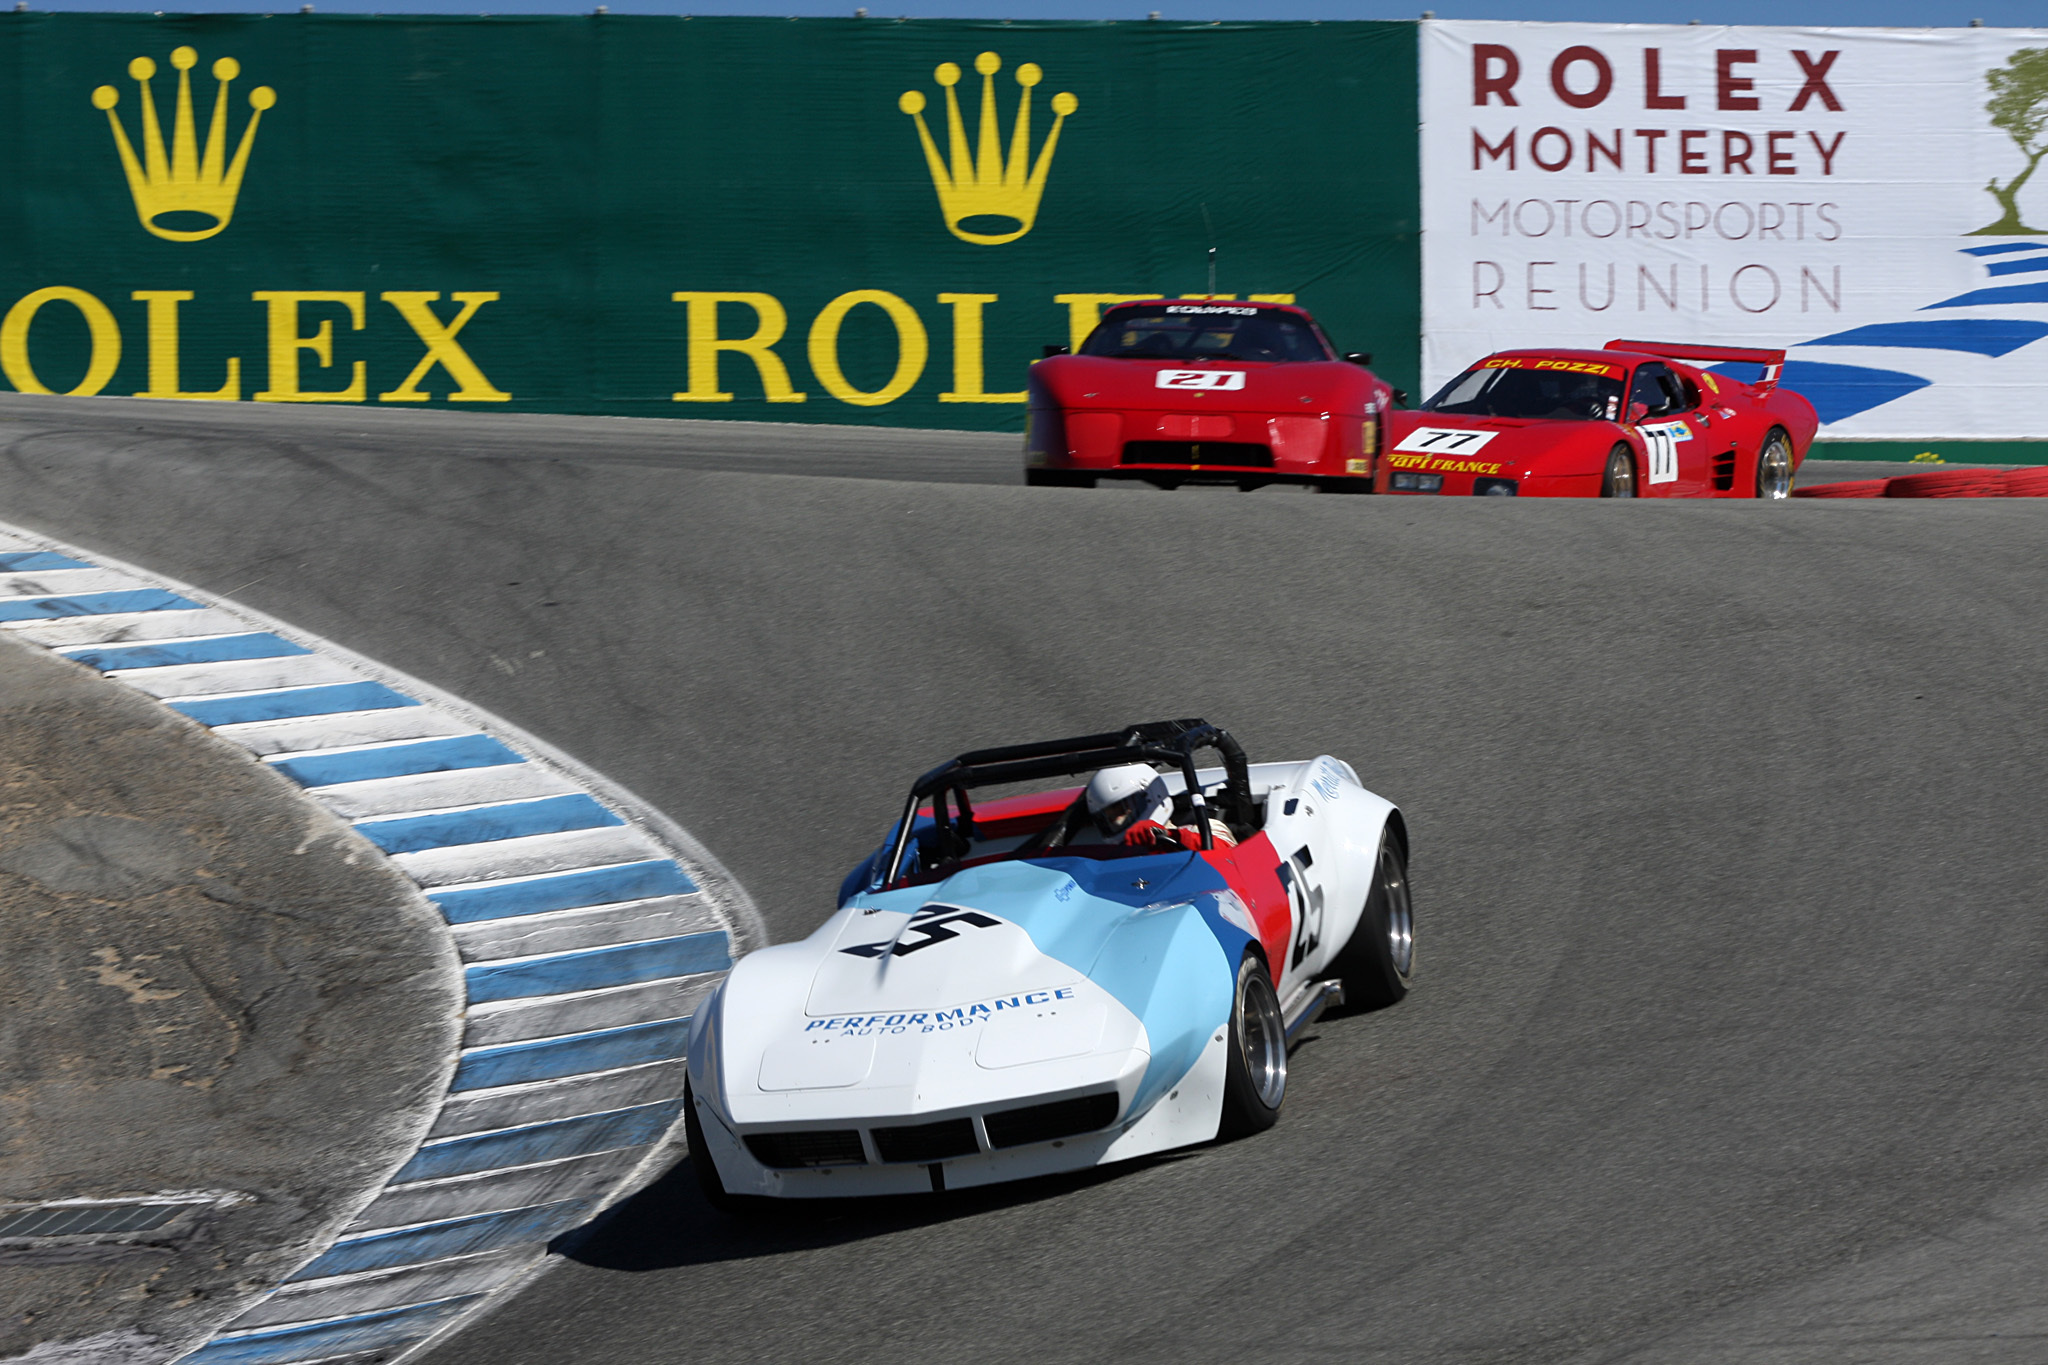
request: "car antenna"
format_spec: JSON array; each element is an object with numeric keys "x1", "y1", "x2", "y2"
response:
[{"x1": 1201, "y1": 202, "x2": 1218, "y2": 296}]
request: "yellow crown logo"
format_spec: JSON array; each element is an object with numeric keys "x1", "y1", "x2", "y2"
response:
[
  {"x1": 92, "y1": 47, "x2": 275, "y2": 243},
  {"x1": 899, "y1": 52, "x2": 1076, "y2": 246}
]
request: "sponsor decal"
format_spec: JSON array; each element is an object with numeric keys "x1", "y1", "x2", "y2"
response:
[
  {"x1": 1309, "y1": 759, "x2": 1344, "y2": 802},
  {"x1": 1165, "y1": 304, "x2": 1260, "y2": 315},
  {"x1": 806, "y1": 985, "x2": 1079, "y2": 1034},
  {"x1": 899, "y1": 51, "x2": 1077, "y2": 247},
  {"x1": 1155, "y1": 368, "x2": 1247, "y2": 390},
  {"x1": 1423, "y1": 20, "x2": 2048, "y2": 438},
  {"x1": 1481, "y1": 355, "x2": 1623, "y2": 378},
  {"x1": 1388, "y1": 452, "x2": 1507, "y2": 474},
  {"x1": 1395, "y1": 426, "x2": 1502, "y2": 454},
  {"x1": 840, "y1": 904, "x2": 1000, "y2": 958}
]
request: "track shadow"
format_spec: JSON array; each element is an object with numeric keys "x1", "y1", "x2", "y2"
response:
[
  {"x1": 559, "y1": 1028, "x2": 1344, "y2": 1270},
  {"x1": 554, "y1": 1150, "x2": 1195, "y2": 1272}
]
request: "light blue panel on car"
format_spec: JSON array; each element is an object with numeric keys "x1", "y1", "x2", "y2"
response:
[{"x1": 855, "y1": 855, "x2": 1241, "y2": 1111}]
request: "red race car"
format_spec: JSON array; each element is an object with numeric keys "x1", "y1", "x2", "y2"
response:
[
  {"x1": 1381, "y1": 341, "x2": 1818, "y2": 499},
  {"x1": 1024, "y1": 300, "x2": 1396, "y2": 492}
]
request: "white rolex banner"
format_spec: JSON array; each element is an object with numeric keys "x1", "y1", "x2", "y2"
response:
[{"x1": 1420, "y1": 21, "x2": 2048, "y2": 439}]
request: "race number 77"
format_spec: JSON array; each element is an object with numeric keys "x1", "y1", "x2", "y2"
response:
[{"x1": 1394, "y1": 427, "x2": 1500, "y2": 455}]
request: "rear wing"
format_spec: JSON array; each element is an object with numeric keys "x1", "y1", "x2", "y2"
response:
[{"x1": 1604, "y1": 339, "x2": 1785, "y2": 389}]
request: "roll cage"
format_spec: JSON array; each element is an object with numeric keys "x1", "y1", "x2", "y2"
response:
[{"x1": 877, "y1": 719, "x2": 1258, "y2": 890}]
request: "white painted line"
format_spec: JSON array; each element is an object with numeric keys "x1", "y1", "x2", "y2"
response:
[
  {"x1": 0, "y1": 566, "x2": 150, "y2": 597},
  {"x1": 309, "y1": 767, "x2": 578, "y2": 822},
  {"x1": 112, "y1": 654, "x2": 360, "y2": 699},
  {"x1": 9, "y1": 608, "x2": 250, "y2": 647},
  {"x1": 448, "y1": 896, "x2": 712, "y2": 963},
  {"x1": 391, "y1": 827, "x2": 664, "y2": 887},
  {"x1": 222, "y1": 709, "x2": 478, "y2": 756}
]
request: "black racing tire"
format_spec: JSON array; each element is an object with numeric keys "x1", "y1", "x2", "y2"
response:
[
  {"x1": 1600, "y1": 444, "x2": 1637, "y2": 498},
  {"x1": 1024, "y1": 469, "x2": 1096, "y2": 489},
  {"x1": 1315, "y1": 477, "x2": 1374, "y2": 494},
  {"x1": 1218, "y1": 953, "x2": 1287, "y2": 1139},
  {"x1": 1328, "y1": 831, "x2": 1414, "y2": 1012},
  {"x1": 684, "y1": 1082, "x2": 762, "y2": 1215},
  {"x1": 1755, "y1": 427, "x2": 1794, "y2": 499}
]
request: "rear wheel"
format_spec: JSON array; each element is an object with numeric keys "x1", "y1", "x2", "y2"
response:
[
  {"x1": 1600, "y1": 445, "x2": 1637, "y2": 498},
  {"x1": 1218, "y1": 954, "x2": 1287, "y2": 1138},
  {"x1": 1328, "y1": 832, "x2": 1414, "y2": 1011},
  {"x1": 1755, "y1": 428, "x2": 1793, "y2": 499},
  {"x1": 1024, "y1": 469, "x2": 1096, "y2": 489}
]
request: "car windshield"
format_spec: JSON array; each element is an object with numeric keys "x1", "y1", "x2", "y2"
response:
[
  {"x1": 1424, "y1": 360, "x2": 1625, "y2": 421},
  {"x1": 1080, "y1": 306, "x2": 1333, "y2": 363}
]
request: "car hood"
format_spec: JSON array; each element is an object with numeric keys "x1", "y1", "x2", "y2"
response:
[
  {"x1": 1035, "y1": 354, "x2": 1376, "y2": 414},
  {"x1": 697, "y1": 854, "x2": 1256, "y2": 1127}
]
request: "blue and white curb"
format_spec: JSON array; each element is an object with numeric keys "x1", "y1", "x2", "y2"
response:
[{"x1": 0, "y1": 520, "x2": 764, "y2": 1365}]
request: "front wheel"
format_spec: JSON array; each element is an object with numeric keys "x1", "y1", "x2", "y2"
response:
[
  {"x1": 1327, "y1": 832, "x2": 1414, "y2": 1011},
  {"x1": 1755, "y1": 428, "x2": 1794, "y2": 499},
  {"x1": 1600, "y1": 444, "x2": 1637, "y2": 498},
  {"x1": 1218, "y1": 954, "x2": 1287, "y2": 1139}
]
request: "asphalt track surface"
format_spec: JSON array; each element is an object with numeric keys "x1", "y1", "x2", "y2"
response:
[{"x1": 4, "y1": 395, "x2": 2046, "y2": 1365}]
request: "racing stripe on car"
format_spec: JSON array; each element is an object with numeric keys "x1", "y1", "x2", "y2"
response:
[{"x1": 0, "y1": 520, "x2": 761, "y2": 1365}]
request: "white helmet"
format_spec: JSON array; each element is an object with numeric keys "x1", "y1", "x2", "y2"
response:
[{"x1": 1086, "y1": 764, "x2": 1165, "y2": 839}]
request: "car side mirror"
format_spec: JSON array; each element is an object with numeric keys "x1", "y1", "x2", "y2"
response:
[
  {"x1": 1626, "y1": 400, "x2": 1650, "y2": 423},
  {"x1": 1344, "y1": 352, "x2": 1373, "y2": 367},
  {"x1": 1042, "y1": 344, "x2": 1070, "y2": 358},
  {"x1": 1391, "y1": 388, "x2": 1410, "y2": 408}
]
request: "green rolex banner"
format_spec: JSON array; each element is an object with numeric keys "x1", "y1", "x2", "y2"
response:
[{"x1": 0, "y1": 15, "x2": 1420, "y2": 430}]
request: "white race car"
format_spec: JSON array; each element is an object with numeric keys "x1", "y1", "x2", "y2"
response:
[{"x1": 685, "y1": 720, "x2": 1412, "y2": 1205}]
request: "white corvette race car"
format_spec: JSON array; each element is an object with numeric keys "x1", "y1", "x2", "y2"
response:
[{"x1": 685, "y1": 720, "x2": 1412, "y2": 1204}]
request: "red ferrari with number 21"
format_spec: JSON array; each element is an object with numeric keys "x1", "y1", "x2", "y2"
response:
[{"x1": 1380, "y1": 340, "x2": 1819, "y2": 499}]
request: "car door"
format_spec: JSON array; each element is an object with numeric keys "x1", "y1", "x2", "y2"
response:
[{"x1": 1627, "y1": 362, "x2": 1712, "y2": 496}]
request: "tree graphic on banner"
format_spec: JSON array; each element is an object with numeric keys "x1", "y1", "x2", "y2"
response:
[{"x1": 1973, "y1": 48, "x2": 2048, "y2": 236}]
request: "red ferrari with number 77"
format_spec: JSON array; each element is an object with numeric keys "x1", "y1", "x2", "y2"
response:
[{"x1": 1379, "y1": 340, "x2": 1819, "y2": 498}]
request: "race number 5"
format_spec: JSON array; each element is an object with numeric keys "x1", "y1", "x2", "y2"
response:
[{"x1": 1277, "y1": 845, "x2": 1324, "y2": 971}]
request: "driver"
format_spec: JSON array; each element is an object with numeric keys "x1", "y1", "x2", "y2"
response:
[{"x1": 1084, "y1": 764, "x2": 1237, "y2": 851}]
